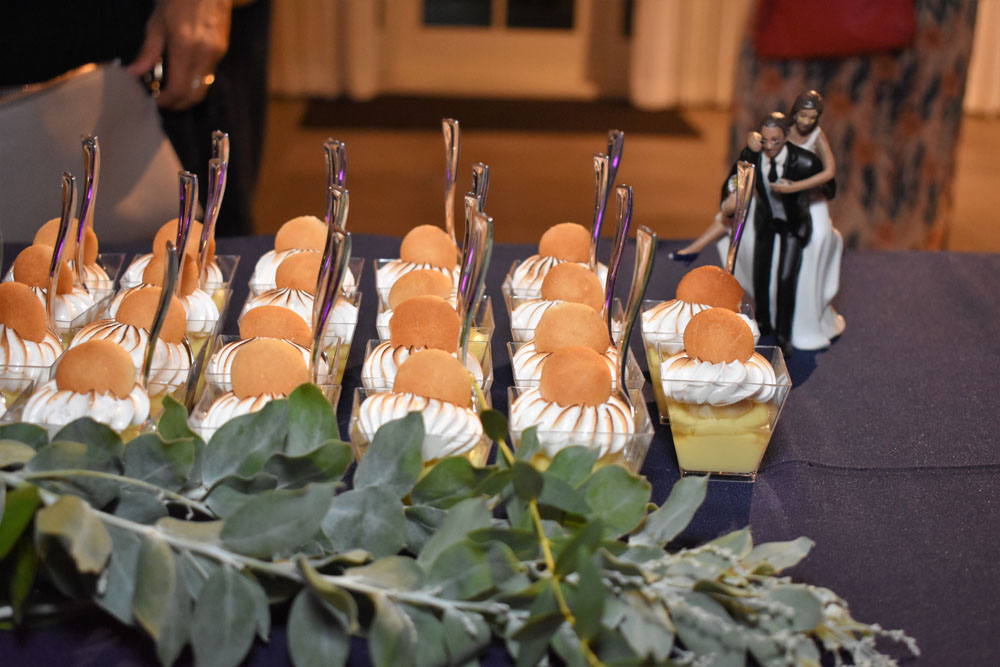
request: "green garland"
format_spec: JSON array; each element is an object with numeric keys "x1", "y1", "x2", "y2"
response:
[{"x1": 0, "y1": 386, "x2": 917, "y2": 666}]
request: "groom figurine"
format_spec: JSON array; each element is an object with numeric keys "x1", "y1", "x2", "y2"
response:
[{"x1": 725, "y1": 112, "x2": 823, "y2": 357}]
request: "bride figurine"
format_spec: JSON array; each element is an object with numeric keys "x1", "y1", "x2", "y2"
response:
[{"x1": 676, "y1": 90, "x2": 845, "y2": 351}]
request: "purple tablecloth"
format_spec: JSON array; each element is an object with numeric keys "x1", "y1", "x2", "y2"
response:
[{"x1": 2, "y1": 233, "x2": 998, "y2": 666}]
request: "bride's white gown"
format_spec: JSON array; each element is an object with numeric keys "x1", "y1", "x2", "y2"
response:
[{"x1": 717, "y1": 128, "x2": 846, "y2": 350}]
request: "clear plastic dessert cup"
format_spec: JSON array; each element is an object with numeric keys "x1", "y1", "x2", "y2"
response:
[
  {"x1": 250, "y1": 256, "x2": 362, "y2": 298},
  {"x1": 85, "y1": 252, "x2": 126, "y2": 302},
  {"x1": 376, "y1": 296, "x2": 495, "y2": 371},
  {"x1": 361, "y1": 337, "x2": 493, "y2": 395},
  {"x1": 507, "y1": 340, "x2": 645, "y2": 393},
  {"x1": 0, "y1": 372, "x2": 40, "y2": 420},
  {"x1": 506, "y1": 386, "x2": 654, "y2": 475},
  {"x1": 505, "y1": 290, "x2": 624, "y2": 345},
  {"x1": 349, "y1": 387, "x2": 491, "y2": 468},
  {"x1": 189, "y1": 378, "x2": 341, "y2": 442},
  {"x1": 659, "y1": 345, "x2": 791, "y2": 481},
  {"x1": 202, "y1": 334, "x2": 340, "y2": 397},
  {"x1": 121, "y1": 253, "x2": 240, "y2": 303}
]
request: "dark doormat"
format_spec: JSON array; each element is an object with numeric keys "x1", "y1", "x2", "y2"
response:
[{"x1": 301, "y1": 95, "x2": 699, "y2": 136}]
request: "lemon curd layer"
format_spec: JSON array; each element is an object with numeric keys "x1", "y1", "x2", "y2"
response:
[
  {"x1": 645, "y1": 344, "x2": 669, "y2": 419},
  {"x1": 666, "y1": 399, "x2": 776, "y2": 475}
]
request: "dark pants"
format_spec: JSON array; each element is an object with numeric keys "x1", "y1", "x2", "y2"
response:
[{"x1": 753, "y1": 219, "x2": 805, "y2": 348}]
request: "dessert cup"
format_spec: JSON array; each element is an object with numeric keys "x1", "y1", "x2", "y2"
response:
[
  {"x1": 82, "y1": 252, "x2": 126, "y2": 302},
  {"x1": 659, "y1": 345, "x2": 791, "y2": 481},
  {"x1": 501, "y1": 258, "x2": 609, "y2": 303},
  {"x1": 189, "y1": 378, "x2": 341, "y2": 442},
  {"x1": 250, "y1": 255, "x2": 362, "y2": 298},
  {"x1": 202, "y1": 333, "x2": 340, "y2": 395},
  {"x1": 349, "y1": 387, "x2": 491, "y2": 468},
  {"x1": 361, "y1": 337, "x2": 493, "y2": 395},
  {"x1": 505, "y1": 291, "x2": 624, "y2": 344},
  {"x1": 373, "y1": 257, "x2": 460, "y2": 294},
  {"x1": 121, "y1": 253, "x2": 240, "y2": 304},
  {"x1": 376, "y1": 296, "x2": 495, "y2": 370},
  {"x1": 506, "y1": 386, "x2": 654, "y2": 475},
  {"x1": 507, "y1": 340, "x2": 645, "y2": 393}
]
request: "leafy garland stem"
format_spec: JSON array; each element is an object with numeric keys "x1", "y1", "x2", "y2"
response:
[
  {"x1": 15, "y1": 469, "x2": 215, "y2": 517},
  {"x1": 472, "y1": 380, "x2": 600, "y2": 666}
]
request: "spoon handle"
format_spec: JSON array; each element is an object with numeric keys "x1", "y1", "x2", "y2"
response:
[
  {"x1": 442, "y1": 118, "x2": 460, "y2": 244},
  {"x1": 325, "y1": 138, "x2": 347, "y2": 190},
  {"x1": 606, "y1": 129, "x2": 625, "y2": 192},
  {"x1": 48, "y1": 173, "x2": 75, "y2": 336},
  {"x1": 617, "y1": 217, "x2": 656, "y2": 395},
  {"x1": 603, "y1": 183, "x2": 633, "y2": 336},
  {"x1": 199, "y1": 158, "x2": 225, "y2": 285},
  {"x1": 459, "y1": 210, "x2": 493, "y2": 365},
  {"x1": 726, "y1": 160, "x2": 755, "y2": 275},
  {"x1": 144, "y1": 242, "x2": 179, "y2": 391},
  {"x1": 589, "y1": 153, "x2": 610, "y2": 272},
  {"x1": 313, "y1": 186, "x2": 349, "y2": 348},
  {"x1": 176, "y1": 171, "x2": 197, "y2": 289},
  {"x1": 76, "y1": 136, "x2": 100, "y2": 286},
  {"x1": 471, "y1": 162, "x2": 489, "y2": 213},
  {"x1": 312, "y1": 224, "x2": 351, "y2": 383}
]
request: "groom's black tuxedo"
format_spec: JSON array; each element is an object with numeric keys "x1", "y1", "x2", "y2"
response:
[{"x1": 724, "y1": 142, "x2": 823, "y2": 351}]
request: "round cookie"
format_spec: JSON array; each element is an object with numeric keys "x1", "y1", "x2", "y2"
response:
[
  {"x1": 539, "y1": 346, "x2": 611, "y2": 407},
  {"x1": 274, "y1": 216, "x2": 327, "y2": 252},
  {"x1": 230, "y1": 338, "x2": 310, "y2": 399},
  {"x1": 0, "y1": 281, "x2": 51, "y2": 342},
  {"x1": 388, "y1": 269, "x2": 453, "y2": 310},
  {"x1": 675, "y1": 265, "x2": 743, "y2": 312},
  {"x1": 142, "y1": 253, "x2": 200, "y2": 296},
  {"x1": 275, "y1": 251, "x2": 321, "y2": 293},
  {"x1": 34, "y1": 218, "x2": 99, "y2": 265},
  {"x1": 239, "y1": 305, "x2": 313, "y2": 349},
  {"x1": 116, "y1": 287, "x2": 188, "y2": 344},
  {"x1": 389, "y1": 295, "x2": 460, "y2": 352},
  {"x1": 534, "y1": 302, "x2": 609, "y2": 354},
  {"x1": 12, "y1": 244, "x2": 73, "y2": 294},
  {"x1": 540, "y1": 262, "x2": 603, "y2": 312},
  {"x1": 683, "y1": 308, "x2": 754, "y2": 364},
  {"x1": 152, "y1": 219, "x2": 213, "y2": 261},
  {"x1": 56, "y1": 339, "x2": 136, "y2": 399},
  {"x1": 538, "y1": 222, "x2": 590, "y2": 262},
  {"x1": 394, "y1": 349, "x2": 471, "y2": 408},
  {"x1": 399, "y1": 225, "x2": 459, "y2": 270}
]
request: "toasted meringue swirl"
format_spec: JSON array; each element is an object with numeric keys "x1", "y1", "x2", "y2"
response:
[
  {"x1": 375, "y1": 260, "x2": 459, "y2": 293},
  {"x1": 660, "y1": 352, "x2": 778, "y2": 406},
  {"x1": 0, "y1": 324, "x2": 62, "y2": 392},
  {"x1": 357, "y1": 392, "x2": 483, "y2": 460},
  {"x1": 511, "y1": 341, "x2": 621, "y2": 388},
  {"x1": 193, "y1": 392, "x2": 282, "y2": 439},
  {"x1": 70, "y1": 320, "x2": 192, "y2": 395},
  {"x1": 122, "y1": 253, "x2": 224, "y2": 290},
  {"x1": 241, "y1": 287, "x2": 359, "y2": 344},
  {"x1": 642, "y1": 299, "x2": 760, "y2": 355},
  {"x1": 250, "y1": 249, "x2": 357, "y2": 296},
  {"x1": 376, "y1": 289, "x2": 459, "y2": 339},
  {"x1": 205, "y1": 338, "x2": 313, "y2": 392},
  {"x1": 108, "y1": 284, "x2": 221, "y2": 336},
  {"x1": 29, "y1": 285, "x2": 96, "y2": 332},
  {"x1": 509, "y1": 387, "x2": 635, "y2": 458},
  {"x1": 508, "y1": 256, "x2": 608, "y2": 297},
  {"x1": 362, "y1": 341, "x2": 484, "y2": 390},
  {"x1": 23, "y1": 379, "x2": 150, "y2": 431}
]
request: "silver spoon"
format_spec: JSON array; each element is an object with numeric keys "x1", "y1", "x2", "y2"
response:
[
  {"x1": 602, "y1": 183, "x2": 634, "y2": 340},
  {"x1": 588, "y1": 153, "x2": 610, "y2": 273},
  {"x1": 459, "y1": 209, "x2": 493, "y2": 366},
  {"x1": 176, "y1": 172, "x2": 197, "y2": 295},
  {"x1": 606, "y1": 129, "x2": 625, "y2": 195},
  {"x1": 314, "y1": 185, "x2": 349, "y2": 322},
  {"x1": 470, "y1": 162, "x2": 489, "y2": 213},
  {"x1": 311, "y1": 199, "x2": 351, "y2": 384},
  {"x1": 144, "y1": 241, "x2": 179, "y2": 392},
  {"x1": 47, "y1": 173, "x2": 75, "y2": 337},
  {"x1": 442, "y1": 118, "x2": 460, "y2": 245},
  {"x1": 74, "y1": 135, "x2": 100, "y2": 292},
  {"x1": 325, "y1": 138, "x2": 347, "y2": 190},
  {"x1": 725, "y1": 161, "x2": 755, "y2": 275},
  {"x1": 198, "y1": 131, "x2": 229, "y2": 286},
  {"x1": 616, "y1": 211, "x2": 656, "y2": 400}
]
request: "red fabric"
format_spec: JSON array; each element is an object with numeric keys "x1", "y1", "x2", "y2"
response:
[{"x1": 753, "y1": 0, "x2": 916, "y2": 59}]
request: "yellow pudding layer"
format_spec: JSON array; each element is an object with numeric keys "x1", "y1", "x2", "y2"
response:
[
  {"x1": 467, "y1": 331, "x2": 490, "y2": 369},
  {"x1": 332, "y1": 340, "x2": 350, "y2": 384},
  {"x1": 189, "y1": 334, "x2": 210, "y2": 359},
  {"x1": 645, "y1": 345, "x2": 669, "y2": 419},
  {"x1": 210, "y1": 288, "x2": 227, "y2": 312},
  {"x1": 666, "y1": 399, "x2": 776, "y2": 476}
]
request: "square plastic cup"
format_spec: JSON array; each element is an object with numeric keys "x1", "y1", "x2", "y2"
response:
[
  {"x1": 249, "y1": 256, "x2": 362, "y2": 298},
  {"x1": 361, "y1": 338, "x2": 493, "y2": 395},
  {"x1": 0, "y1": 371, "x2": 41, "y2": 420},
  {"x1": 506, "y1": 293, "x2": 625, "y2": 345},
  {"x1": 190, "y1": 379, "x2": 341, "y2": 442},
  {"x1": 507, "y1": 340, "x2": 645, "y2": 393},
  {"x1": 349, "y1": 387, "x2": 491, "y2": 467},
  {"x1": 376, "y1": 296, "x2": 494, "y2": 371},
  {"x1": 201, "y1": 334, "x2": 340, "y2": 397},
  {"x1": 86, "y1": 252, "x2": 126, "y2": 302},
  {"x1": 659, "y1": 345, "x2": 791, "y2": 481},
  {"x1": 506, "y1": 386, "x2": 654, "y2": 475}
]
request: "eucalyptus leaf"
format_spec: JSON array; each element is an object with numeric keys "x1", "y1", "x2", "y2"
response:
[
  {"x1": 537, "y1": 471, "x2": 590, "y2": 515},
  {"x1": 0, "y1": 485, "x2": 40, "y2": 559},
  {"x1": 53, "y1": 418, "x2": 123, "y2": 457},
  {"x1": 443, "y1": 607, "x2": 491, "y2": 665},
  {"x1": 353, "y1": 412, "x2": 423, "y2": 498},
  {"x1": 201, "y1": 399, "x2": 290, "y2": 485},
  {"x1": 551, "y1": 621, "x2": 587, "y2": 667},
  {"x1": 287, "y1": 589, "x2": 349, "y2": 667},
  {"x1": 369, "y1": 593, "x2": 418, "y2": 667},
  {"x1": 7, "y1": 535, "x2": 37, "y2": 625},
  {"x1": 404, "y1": 504, "x2": 447, "y2": 554},
  {"x1": 744, "y1": 537, "x2": 815, "y2": 575},
  {"x1": 468, "y1": 526, "x2": 539, "y2": 560},
  {"x1": 417, "y1": 497, "x2": 492, "y2": 568},
  {"x1": 427, "y1": 539, "x2": 493, "y2": 600},
  {"x1": 410, "y1": 456, "x2": 487, "y2": 508},
  {"x1": 708, "y1": 527, "x2": 753, "y2": 559},
  {"x1": 322, "y1": 486, "x2": 407, "y2": 558},
  {"x1": 768, "y1": 587, "x2": 824, "y2": 632},
  {"x1": 0, "y1": 423, "x2": 49, "y2": 451},
  {"x1": 158, "y1": 395, "x2": 201, "y2": 442},
  {"x1": 580, "y1": 466, "x2": 650, "y2": 537},
  {"x1": 122, "y1": 434, "x2": 196, "y2": 493},
  {"x1": 27, "y1": 440, "x2": 122, "y2": 508},
  {"x1": 113, "y1": 487, "x2": 168, "y2": 524},
  {"x1": 204, "y1": 472, "x2": 279, "y2": 518},
  {"x1": 0, "y1": 440, "x2": 36, "y2": 468},
  {"x1": 544, "y1": 446, "x2": 600, "y2": 487},
  {"x1": 155, "y1": 517, "x2": 224, "y2": 546},
  {"x1": 0, "y1": 481, "x2": 4, "y2": 524},
  {"x1": 346, "y1": 555, "x2": 425, "y2": 591},
  {"x1": 297, "y1": 557, "x2": 360, "y2": 631},
  {"x1": 286, "y1": 383, "x2": 341, "y2": 456},
  {"x1": 35, "y1": 494, "x2": 111, "y2": 574},
  {"x1": 262, "y1": 440, "x2": 353, "y2": 489},
  {"x1": 631, "y1": 474, "x2": 708, "y2": 548},
  {"x1": 618, "y1": 592, "x2": 674, "y2": 662},
  {"x1": 179, "y1": 550, "x2": 221, "y2": 601},
  {"x1": 554, "y1": 519, "x2": 603, "y2": 578},
  {"x1": 191, "y1": 565, "x2": 269, "y2": 667},
  {"x1": 92, "y1": 524, "x2": 142, "y2": 625},
  {"x1": 402, "y1": 604, "x2": 449, "y2": 667},
  {"x1": 568, "y1": 550, "x2": 604, "y2": 640},
  {"x1": 132, "y1": 533, "x2": 190, "y2": 667},
  {"x1": 479, "y1": 409, "x2": 508, "y2": 444},
  {"x1": 511, "y1": 461, "x2": 542, "y2": 501},
  {"x1": 671, "y1": 591, "x2": 744, "y2": 667},
  {"x1": 513, "y1": 426, "x2": 540, "y2": 463},
  {"x1": 221, "y1": 483, "x2": 334, "y2": 558},
  {"x1": 471, "y1": 468, "x2": 512, "y2": 497}
]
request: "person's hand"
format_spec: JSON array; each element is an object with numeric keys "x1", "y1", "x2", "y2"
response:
[
  {"x1": 770, "y1": 179, "x2": 798, "y2": 194},
  {"x1": 747, "y1": 131, "x2": 763, "y2": 152},
  {"x1": 127, "y1": 0, "x2": 232, "y2": 110}
]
